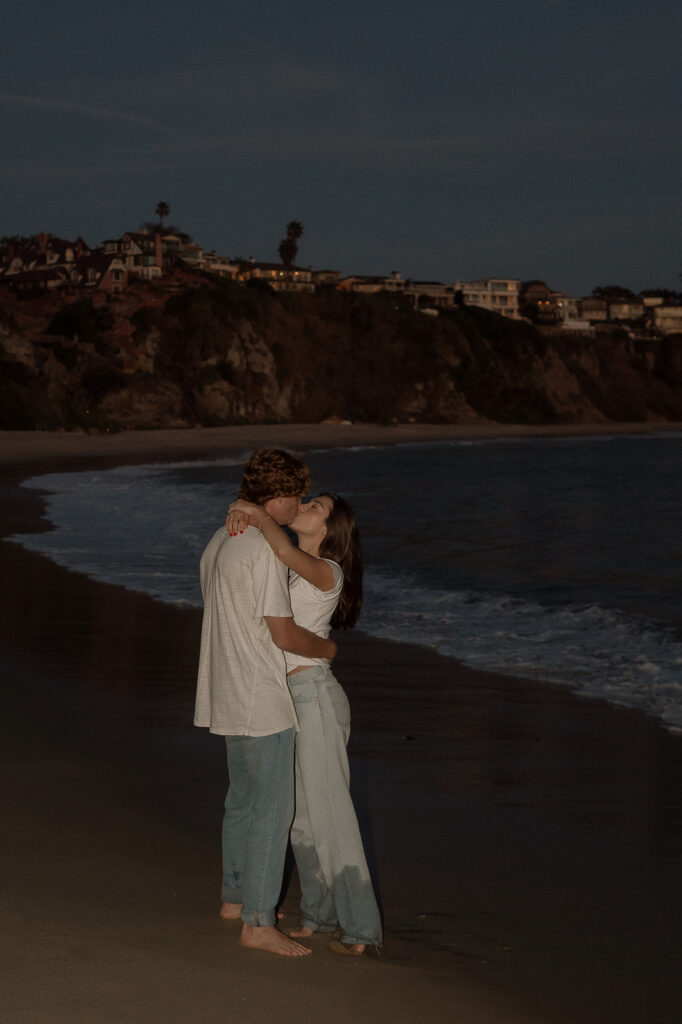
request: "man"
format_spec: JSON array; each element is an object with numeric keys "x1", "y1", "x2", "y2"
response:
[{"x1": 194, "y1": 448, "x2": 336, "y2": 957}]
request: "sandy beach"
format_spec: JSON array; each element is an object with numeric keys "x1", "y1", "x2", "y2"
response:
[{"x1": 1, "y1": 422, "x2": 681, "y2": 1024}]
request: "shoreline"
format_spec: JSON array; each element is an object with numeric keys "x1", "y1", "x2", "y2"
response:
[
  {"x1": 1, "y1": 418, "x2": 681, "y2": 475},
  {"x1": 5, "y1": 419, "x2": 681, "y2": 737},
  {"x1": 2, "y1": 425, "x2": 682, "y2": 1023}
]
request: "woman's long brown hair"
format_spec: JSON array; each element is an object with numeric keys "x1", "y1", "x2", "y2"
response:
[{"x1": 317, "y1": 493, "x2": 363, "y2": 629}]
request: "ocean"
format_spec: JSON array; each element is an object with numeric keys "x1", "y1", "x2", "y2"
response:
[{"x1": 11, "y1": 433, "x2": 682, "y2": 732}]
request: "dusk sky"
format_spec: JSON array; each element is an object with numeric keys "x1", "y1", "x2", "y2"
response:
[{"x1": 2, "y1": 0, "x2": 680, "y2": 295}]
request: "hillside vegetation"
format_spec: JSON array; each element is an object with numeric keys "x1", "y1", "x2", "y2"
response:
[{"x1": 1, "y1": 280, "x2": 681, "y2": 431}]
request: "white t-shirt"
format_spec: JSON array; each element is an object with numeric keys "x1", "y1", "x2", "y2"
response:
[
  {"x1": 194, "y1": 525, "x2": 298, "y2": 736},
  {"x1": 285, "y1": 559, "x2": 344, "y2": 672}
]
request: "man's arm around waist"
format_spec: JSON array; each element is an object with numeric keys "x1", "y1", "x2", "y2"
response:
[{"x1": 264, "y1": 616, "x2": 337, "y2": 662}]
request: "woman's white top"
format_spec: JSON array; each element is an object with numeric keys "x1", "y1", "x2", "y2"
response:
[{"x1": 285, "y1": 558, "x2": 344, "y2": 672}]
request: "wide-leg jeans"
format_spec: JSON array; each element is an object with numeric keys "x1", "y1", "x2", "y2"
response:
[
  {"x1": 289, "y1": 666, "x2": 382, "y2": 947},
  {"x1": 221, "y1": 728, "x2": 295, "y2": 927}
]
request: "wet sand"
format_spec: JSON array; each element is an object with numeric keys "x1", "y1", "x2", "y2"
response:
[
  {"x1": 1, "y1": 418, "x2": 681, "y2": 472},
  {"x1": 1, "y1": 424, "x2": 681, "y2": 1023}
]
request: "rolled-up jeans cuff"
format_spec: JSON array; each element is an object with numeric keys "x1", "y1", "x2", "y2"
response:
[
  {"x1": 241, "y1": 908, "x2": 277, "y2": 927},
  {"x1": 301, "y1": 916, "x2": 338, "y2": 933},
  {"x1": 341, "y1": 932, "x2": 383, "y2": 948}
]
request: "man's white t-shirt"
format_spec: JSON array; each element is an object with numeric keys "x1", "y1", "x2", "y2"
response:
[
  {"x1": 194, "y1": 525, "x2": 298, "y2": 736},
  {"x1": 284, "y1": 559, "x2": 344, "y2": 672}
]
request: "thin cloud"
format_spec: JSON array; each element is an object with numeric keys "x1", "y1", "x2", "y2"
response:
[
  {"x1": 101, "y1": 57, "x2": 371, "y2": 110},
  {"x1": 0, "y1": 93, "x2": 179, "y2": 136}
]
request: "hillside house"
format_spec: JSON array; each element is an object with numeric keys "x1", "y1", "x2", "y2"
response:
[
  {"x1": 405, "y1": 280, "x2": 455, "y2": 308},
  {"x1": 6, "y1": 266, "x2": 72, "y2": 295},
  {"x1": 41, "y1": 235, "x2": 90, "y2": 266},
  {"x1": 160, "y1": 233, "x2": 207, "y2": 270},
  {"x1": 653, "y1": 307, "x2": 682, "y2": 335},
  {"x1": 102, "y1": 231, "x2": 163, "y2": 279},
  {"x1": 311, "y1": 269, "x2": 343, "y2": 287},
  {"x1": 240, "y1": 261, "x2": 314, "y2": 292},
  {"x1": 0, "y1": 234, "x2": 92, "y2": 285},
  {"x1": 181, "y1": 250, "x2": 240, "y2": 279},
  {"x1": 77, "y1": 254, "x2": 128, "y2": 294},
  {"x1": 459, "y1": 278, "x2": 521, "y2": 318},
  {"x1": 338, "y1": 275, "x2": 389, "y2": 295},
  {"x1": 340, "y1": 271, "x2": 450, "y2": 301},
  {"x1": 556, "y1": 296, "x2": 581, "y2": 320},
  {"x1": 609, "y1": 300, "x2": 645, "y2": 321},
  {"x1": 519, "y1": 281, "x2": 562, "y2": 322},
  {"x1": 579, "y1": 296, "x2": 609, "y2": 322},
  {"x1": 0, "y1": 249, "x2": 39, "y2": 277}
]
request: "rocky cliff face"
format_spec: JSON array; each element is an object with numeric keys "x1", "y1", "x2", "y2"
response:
[{"x1": 1, "y1": 280, "x2": 681, "y2": 431}]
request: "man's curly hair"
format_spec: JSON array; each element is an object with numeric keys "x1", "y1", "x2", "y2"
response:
[{"x1": 238, "y1": 448, "x2": 311, "y2": 505}]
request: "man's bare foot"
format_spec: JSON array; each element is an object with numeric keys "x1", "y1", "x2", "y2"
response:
[
  {"x1": 219, "y1": 901, "x2": 242, "y2": 920},
  {"x1": 288, "y1": 925, "x2": 315, "y2": 938},
  {"x1": 240, "y1": 923, "x2": 312, "y2": 957}
]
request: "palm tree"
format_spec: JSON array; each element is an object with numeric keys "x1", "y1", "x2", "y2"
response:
[
  {"x1": 278, "y1": 237, "x2": 298, "y2": 266},
  {"x1": 278, "y1": 220, "x2": 304, "y2": 266},
  {"x1": 155, "y1": 201, "x2": 170, "y2": 228}
]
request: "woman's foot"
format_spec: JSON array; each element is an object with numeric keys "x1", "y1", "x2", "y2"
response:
[
  {"x1": 329, "y1": 938, "x2": 366, "y2": 956},
  {"x1": 288, "y1": 925, "x2": 315, "y2": 938},
  {"x1": 219, "y1": 901, "x2": 242, "y2": 920},
  {"x1": 240, "y1": 924, "x2": 312, "y2": 957}
]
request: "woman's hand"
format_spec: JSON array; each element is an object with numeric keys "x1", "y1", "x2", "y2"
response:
[{"x1": 226, "y1": 499, "x2": 268, "y2": 536}]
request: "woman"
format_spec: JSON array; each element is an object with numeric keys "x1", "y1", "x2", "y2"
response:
[{"x1": 226, "y1": 493, "x2": 382, "y2": 955}]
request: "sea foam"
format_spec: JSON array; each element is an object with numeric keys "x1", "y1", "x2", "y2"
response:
[{"x1": 10, "y1": 439, "x2": 682, "y2": 733}]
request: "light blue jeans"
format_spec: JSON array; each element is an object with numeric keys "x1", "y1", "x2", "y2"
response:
[
  {"x1": 289, "y1": 666, "x2": 382, "y2": 947},
  {"x1": 221, "y1": 728, "x2": 295, "y2": 926}
]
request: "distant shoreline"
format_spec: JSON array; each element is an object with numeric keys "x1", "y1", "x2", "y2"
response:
[{"x1": 2, "y1": 418, "x2": 681, "y2": 475}]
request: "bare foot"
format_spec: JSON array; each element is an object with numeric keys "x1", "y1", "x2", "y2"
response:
[
  {"x1": 288, "y1": 925, "x2": 315, "y2": 938},
  {"x1": 219, "y1": 901, "x2": 242, "y2": 920},
  {"x1": 240, "y1": 923, "x2": 312, "y2": 957},
  {"x1": 329, "y1": 938, "x2": 366, "y2": 956}
]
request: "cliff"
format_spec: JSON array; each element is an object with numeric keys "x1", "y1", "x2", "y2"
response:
[{"x1": 1, "y1": 278, "x2": 681, "y2": 431}]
